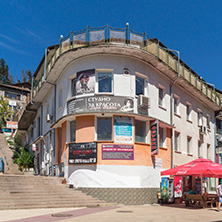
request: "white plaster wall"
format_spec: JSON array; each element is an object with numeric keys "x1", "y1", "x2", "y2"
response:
[{"x1": 67, "y1": 165, "x2": 163, "y2": 188}]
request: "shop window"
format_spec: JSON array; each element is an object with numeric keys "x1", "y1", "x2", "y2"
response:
[
  {"x1": 136, "y1": 76, "x2": 145, "y2": 96},
  {"x1": 135, "y1": 120, "x2": 147, "y2": 143},
  {"x1": 96, "y1": 117, "x2": 112, "y2": 141},
  {"x1": 174, "y1": 131, "x2": 180, "y2": 151},
  {"x1": 187, "y1": 136, "x2": 191, "y2": 154},
  {"x1": 159, "y1": 127, "x2": 166, "y2": 148},
  {"x1": 98, "y1": 73, "x2": 113, "y2": 93},
  {"x1": 70, "y1": 120, "x2": 76, "y2": 142}
]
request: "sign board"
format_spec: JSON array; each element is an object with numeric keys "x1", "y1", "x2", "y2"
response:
[
  {"x1": 6, "y1": 121, "x2": 18, "y2": 129},
  {"x1": 114, "y1": 116, "x2": 133, "y2": 144},
  {"x1": 8, "y1": 100, "x2": 17, "y2": 106},
  {"x1": 102, "y1": 144, "x2": 134, "y2": 160},
  {"x1": 67, "y1": 95, "x2": 134, "y2": 114},
  {"x1": 150, "y1": 120, "x2": 159, "y2": 156},
  {"x1": 69, "y1": 142, "x2": 97, "y2": 164},
  {"x1": 216, "y1": 147, "x2": 222, "y2": 154}
]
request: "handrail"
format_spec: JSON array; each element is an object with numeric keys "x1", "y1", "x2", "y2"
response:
[{"x1": 33, "y1": 25, "x2": 221, "y2": 107}]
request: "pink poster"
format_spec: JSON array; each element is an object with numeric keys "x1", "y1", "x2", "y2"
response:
[{"x1": 174, "y1": 176, "x2": 182, "y2": 198}]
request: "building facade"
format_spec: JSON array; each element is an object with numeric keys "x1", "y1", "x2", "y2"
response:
[{"x1": 17, "y1": 25, "x2": 222, "y2": 203}]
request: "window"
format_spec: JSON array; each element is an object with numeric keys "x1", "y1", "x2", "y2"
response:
[
  {"x1": 174, "y1": 95, "x2": 179, "y2": 114},
  {"x1": 186, "y1": 103, "x2": 191, "y2": 121},
  {"x1": 70, "y1": 120, "x2": 76, "y2": 142},
  {"x1": 71, "y1": 78, "x2": 76, "y2": 97},
  {"x1": 158, "y1": 87, "x2": 164, "y2": 107},
  {"x1": 198, "y1": 141, "x2": 202, "y2": 157},
  {"x1": 207, "y1": 144, "x2": 211, "y2": 159},
  {"x1": 207, "y1": 115, "x2": 210, "y2": 129},
  {"x1": 97, "y1": 117, "x2": 112, "y2": 141},
  {"x1": 159, "y1": 127, "x2": 164, "y2": 147},
  {"x1": 198, "y1": 110, "x2": 203, "y2": 126},
  {"x1": 98, "y1": 73, "x2": 112, "y2": 93},
  {"x1": 174, "y1": 132, "x2": 180, "y2": 151},
  {"x1": 58, "y1": 88, "x2": 63, "y2": 108},
  {"x1": 135, "y1": 120, "x2": 147, "y2": 143},
  {"x1": 187, "y1": 137, "x2": 191, "y2": 154},
  {"x1": 5, "y1": 92, "x2": 21, "y2": 100},
  {"x1": 136, "y1": 76, "x2": 145, "y2": 96}
]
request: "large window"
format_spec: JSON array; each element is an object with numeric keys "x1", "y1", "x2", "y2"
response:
[
  {"x1": 97, "y1": 117, "x2": 112, "y2": 140},
  {"x1": 198, "y1": 110, "x2": 203, "y2": 126},
  {"x1": 5, "y1": 92, "x2": 21, "y2": 100},
  {"x1": 135, "y1": 120, "x2": 147, "y2": 143},
  {"x1": 98, "y1": 73, "x2": 112, "y2": 93},
  {"x1": 70, "y1": 120, "x2": 76, "y2": 142},
  {"x1": 186, "y1": 103, "x2": 191, "y2": 121},
  {"x1": 136, "y1": 76, "x2": 145, "y2": 96},
  {"x1": 71, "y1": 78, "x2": 76, "y2": 97},
  {"x1": 159, "y1": 127, "x2": 164, "y2": 147},
  {"x1": 174, "y1": 95, "x2": 179, "y2": 115}
]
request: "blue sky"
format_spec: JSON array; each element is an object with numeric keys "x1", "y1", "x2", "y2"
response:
[{"x1": 0, "y1": 0, "x2": 222, "y2": 89}]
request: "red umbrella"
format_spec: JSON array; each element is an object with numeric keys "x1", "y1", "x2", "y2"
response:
[{"x1": 161, "y1": 158, "x2": 222, "y2": 178}]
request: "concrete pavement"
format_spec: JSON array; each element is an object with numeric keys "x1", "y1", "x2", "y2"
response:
[{"x1": 0, "y1": 204, "x2": 222, "y2": 222}]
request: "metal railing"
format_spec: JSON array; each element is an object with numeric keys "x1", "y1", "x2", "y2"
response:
[{"x1": 33, "y1": 25, "x2": 221, "y2": 107}]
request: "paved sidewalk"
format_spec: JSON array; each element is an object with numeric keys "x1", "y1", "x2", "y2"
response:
[{"x1": 0, "y1": 204, "x2": 222, "y2": 222}]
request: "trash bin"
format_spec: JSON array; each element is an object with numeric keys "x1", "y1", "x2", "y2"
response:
[{"x1": 0, "y1": 158, "x2": 4, "y2": 173}]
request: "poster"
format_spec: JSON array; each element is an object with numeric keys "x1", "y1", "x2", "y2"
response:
[
  {"x1": 75, "y1": 69, "x2": 95, "y2": 95},
  {"x1": 102, "y1": 144, "x2": 134, "y2": 160},
  {"x1": 114, "y1": 116, "x2": 133, "y2": 144},
  {"x1": 151, "y1": 120, "x2": 159, "y2": 156},
  {"x1": 69, "y1": 142, "x2": 97, "y2": 164},
  {"x1": 174, "y1": 176, "x2": 182, "y2": 198},
  {"x1": 161, "y1": 177, "x2": 168, "y2": 199},
  {"x1": 195, "y1": 178, "x2": 201, "y2": 194}
]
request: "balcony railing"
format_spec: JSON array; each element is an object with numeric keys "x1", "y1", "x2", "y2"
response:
[{"x1": 33, "y1": 25, "x2": 221, "y2": 107}]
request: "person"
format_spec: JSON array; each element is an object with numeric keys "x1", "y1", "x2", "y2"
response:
[
  {"x1": 216, "y1": 182, "x2": 222, "y2": 212},
  {"x1": 189, "y1": 186, "x2": 197, "y2": 195}
]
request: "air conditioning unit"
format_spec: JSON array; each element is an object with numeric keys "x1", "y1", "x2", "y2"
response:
[
  {"x1": 46, "y1": 114, "x2": 51, "y2": 123},
  {"x1": 200, "y1": 126, "x2": 206, "y2": 134},
  {"x1": 138, "y1": 95, "x2": 150, "y2": 108}
]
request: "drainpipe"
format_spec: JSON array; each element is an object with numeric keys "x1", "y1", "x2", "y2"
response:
[{"x1": 159, "y1": 45, "x2": 180, "y2": 168}]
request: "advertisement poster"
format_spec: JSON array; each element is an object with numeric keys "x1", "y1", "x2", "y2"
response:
[
  {"x1": 75, "y1": 69, "x2": 95, "y2": 95},
  {"x1": 114, "y1": 116, "x2": 133, "y2": 144},
  {"x1": 6, "y1": 121, "x2": 18, "y2": 129},
  {"x1": 151, "y1": 120, "x2": 159, "y2": 156},
  {"x1": 174, "y1": 176, "x2": 182, "y2": 198},
  {"x1": 67, "y1": 96, "x2": 134, "y2": 114},
  {"x1": 161, "y1": 177, "x2": 168, "y2": 199},
  {"x1": 195, "y1": 178, "x2": 201, "y2": 194},
  {"x1": 102, "y1": 144, "x2": 134, "y2": 160},
  {"x1": 69, "y1": 142, "x2": 97, "y2": 164}
]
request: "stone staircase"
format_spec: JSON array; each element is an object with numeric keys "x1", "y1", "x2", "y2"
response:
[
  {"x1": 0, "y1": 133, "x2": 22, "y2": 175},
  {"x1": 0, "y1": 175, "x2": 105, "y2": 210}
]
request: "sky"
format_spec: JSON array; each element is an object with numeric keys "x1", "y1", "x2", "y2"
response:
[{"x1": 0, "y1": 0, "x2": 222, "y2": 89}]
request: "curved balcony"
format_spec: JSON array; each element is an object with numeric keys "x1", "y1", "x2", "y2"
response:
[{"x1": 33, "y1": 25, "x2": 221, "y2": 108}]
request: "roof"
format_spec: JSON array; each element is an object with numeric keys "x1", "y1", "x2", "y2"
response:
[{"x1": 0, "y1": 83, "x2": 31, "y2": 92}]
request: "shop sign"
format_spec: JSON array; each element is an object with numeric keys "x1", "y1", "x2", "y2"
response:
[
  {"x1": 69, "y1": 142, "x2": 97, "y2": 164},
  {"x1": 151, "y1": 120, "x2": 159, "y2": 156},
  {"x1": 6, "y1": 121, "x2": 18, "y2": 129},
  {"x1": 114, "y1": 116, "x2": 133, "y2": 144},
  {"x1": 216, "y1": 147, "x2": 222, "y2": 154},
  {"x1": 102, "y1": 144, "x2": 134, "y2": 160},
  {"x1": 75, "y1": 69, "x2": 95, "y2": 95},
  {"x1": 67, "y1": 95, "x2": 134, "y2": 114}
]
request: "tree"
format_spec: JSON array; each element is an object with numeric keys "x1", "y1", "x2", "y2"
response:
[
  {"x1": 0, "y1": 96, "x2": 13, "y2": 129},
  {"x1": 26, "y1": 70, "x2": 32, "y2": 84},
  {"x1": 0, "y1": 59, "x2": 12, "y2": 84}
]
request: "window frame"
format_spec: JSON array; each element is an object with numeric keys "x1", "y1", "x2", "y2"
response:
[
  {"x1": 174, "y1": 94, "x2": 180, "y2": 115},
  {"x1": 58, "y1": 88, "x2": 63, "y2": 109},
  {"x1": 96, "y1": 116, "x2": 113, "y2": 141},
  {"x1": 186, "y1": 102, "x2": 192, "y2": 121},
  {"x1": 198, "y1": 109, "x2": 203, "y2": 126},
  {"x1": 187, "y1": 136, "x2": 192, "y2": 154},
  {"x1": 158, "y1": 85, "x2": 165, "y2": 108},
  {"x1": 95, "y1": 69, "x2": 114, "y2": 94},
  {"x1": 135, "y1": 119, "x2": 149, "y2": 143},
  {"x1": 70, "y1": 120, "x2": 76, "y2": 142},
  {"x1": 174, "y1": 131, "x2": 180, "y2": 151}
]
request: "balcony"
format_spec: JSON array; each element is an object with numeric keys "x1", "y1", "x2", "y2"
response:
[{"x1": 33, "y1": 25, "x2": 221, "y2": 108}]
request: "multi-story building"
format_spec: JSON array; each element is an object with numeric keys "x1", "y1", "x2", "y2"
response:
[{"x1": 17, "y1": 25, "x2": 222, "y2": 204}]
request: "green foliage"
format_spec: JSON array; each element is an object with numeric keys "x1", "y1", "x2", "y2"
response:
[
  {"x1": 0, "y1": 96, "x2": 13, "y2": 129},
  {"x1": 16, "y1": 147, "x2": 33, "y2": 171},
  {"x1": 0, "y1": 58, "x2": 12, "y2": 84}
]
